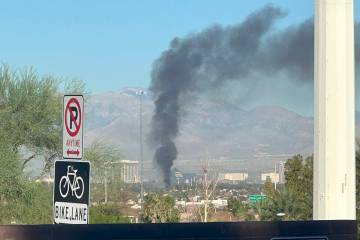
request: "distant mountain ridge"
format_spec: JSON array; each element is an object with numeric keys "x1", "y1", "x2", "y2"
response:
[{"x1": 83, "y1": 88, "x2": 358, "y2": 177}]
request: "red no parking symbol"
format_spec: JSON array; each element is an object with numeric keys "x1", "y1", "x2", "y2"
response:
[{"x1": 64, "y1": 97, "x2": 82, "y2": 137}]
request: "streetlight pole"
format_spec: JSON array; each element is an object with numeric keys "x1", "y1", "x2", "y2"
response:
[{"x1": 136, "y1": 90, "x2": 145, "y2": 209}]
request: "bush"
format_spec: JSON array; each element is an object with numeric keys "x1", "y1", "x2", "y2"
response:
[
  {"x1": 90, "y1": 204, "x2": 131, "y2": 223},
  {"x1": 0, "y1": 182, "x2": 53, "y2": 224},
  {"x1": 141, "y1": 194, "x2": 180, "y2": 223}
]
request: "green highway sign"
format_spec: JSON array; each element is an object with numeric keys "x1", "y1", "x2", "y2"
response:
[{"x1": 248, "y1": 195, "x2": 266, "y2": 203}]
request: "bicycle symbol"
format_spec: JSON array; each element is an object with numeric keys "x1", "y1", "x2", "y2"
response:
[{"x1": 59, "y1": 165, "x2": 84, "y2": 199}]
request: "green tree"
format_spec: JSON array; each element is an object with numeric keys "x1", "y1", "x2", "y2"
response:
[
  {"x1": 0, "y1": 132, "x2": 53, "y2": 224},
  {"x1": 0, "y1": 136, "x2": 23, "y2": 201},
  {"x1": 0, "y1": 181, "x2": 53, "y2": 224},
  {"x1": 0, "y1": 64, "x2": 85, "y2": 224},
  {"x1": 90, "y1": 204, "x2": 131, "y2": 224},
  {"x1": 255, "y1": 189, "x2": 305, "y2": 221},
  {"x1": 262, "y1": 178, "x2": 276, "y2": 198},
  {"x1": 0, "y1": 64, "x2": 85, "y2": 175},
  {"x1": 284, "y1": 154, "x2": 313, "y2": 219},
  {"x1": 356, "y1": 142, "x2": 360, "y2": 238},
  {"x1": 141, "y1": 194, "x2": 180, "y2": 223},
  {"x1": 356, "y1": 142, "x2": 360, "y2": 208},
  {"x1": 254, "y1": 154, "x2": 313, "y2": 221},
  {"x1": 0, "y1": 65, "x2": 61, "y2": 172},
  {"x1": 228, "y1": 197, "x2": 253, "y2": 220},
  {"x1": 85, "y1": 140, "x2": 125, "y2": 203},
  {"x1": 0, "y1": 137, "x2": 53, "y2": 224}
]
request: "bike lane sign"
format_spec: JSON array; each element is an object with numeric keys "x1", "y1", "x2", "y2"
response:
[
  {"x1": 53, "y1": 160, "x2": 90, "y2": 224},
  {"x1": 63, "y1": 95, "x2": 84, "y2": 159}
]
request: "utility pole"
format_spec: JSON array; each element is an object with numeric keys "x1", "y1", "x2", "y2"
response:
[
  {"x1": 314, "y1": 0, "x2": 355, "y2": 220},
  {"x1": 104, "y1": 168, "x2": 108, "y2": 203},
  {"x1": 136, "y1": 90, "x2": 146, "y2": 209},
  {"x1": 274, "y1": 163, "x2": 277, "y2": 191},
  {"x1": 203, "y1": 164, "x2": 208, "y2": 223}
]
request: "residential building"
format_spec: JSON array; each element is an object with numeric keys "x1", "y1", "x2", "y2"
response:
[
  {"x1": 112, "y1": 160, "x2": 139, "y2": 183},
  {"x1": 219, "y1": 172, "x2": 248, "y2": 183},
  {"x1": 261, "y1": 172, "x2": 279, "y2": 184}
]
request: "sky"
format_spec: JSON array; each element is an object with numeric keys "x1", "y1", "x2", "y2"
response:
[{"x1": 0, "y1": 0, "x2": 359, "y2": 116}]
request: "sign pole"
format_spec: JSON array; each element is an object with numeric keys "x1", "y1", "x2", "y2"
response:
[{"x1": 54, "y1": 94, "x2": 90, "y2": 224}]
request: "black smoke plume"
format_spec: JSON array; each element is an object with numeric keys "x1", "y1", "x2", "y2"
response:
[{"x1": 149, "y1": 4, "x2": 360, "y2": 186}]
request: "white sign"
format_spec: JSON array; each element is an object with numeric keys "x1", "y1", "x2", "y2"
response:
[
  {"x1": 54, "y1": 202, "x2": 88, "y2": 224},
  {"x1": 63, "y1": 95, "x2": 83, "y2": 159}
]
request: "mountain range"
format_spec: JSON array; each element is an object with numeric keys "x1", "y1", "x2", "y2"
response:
[{"x1": 84, "y1": 88, "x2": 357, "y2": 178}]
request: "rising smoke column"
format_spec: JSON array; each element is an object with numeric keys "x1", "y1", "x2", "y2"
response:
[
  {"x1": 149, "y1": 4, "x2": 360, "y2": 186},
  {"x1": 149, "y1": 5, "x2": 285, "y2": 186}
]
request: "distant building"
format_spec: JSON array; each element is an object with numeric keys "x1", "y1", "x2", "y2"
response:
[
  {"x1": 113, "y1": 160, "x2": 140, "y2": 183},
  {"x1": 261, "y1": 172, "x2": 279, "y2": 184},
  {"x1": 219, "y1": 172, "x2": 248, "y2": 183},
  {"x1": 171, "y1": 168, "x2": 197, "y2": 186},
  {"x1": 276, "y1": 162, "x2": 285, "y2": 184}
]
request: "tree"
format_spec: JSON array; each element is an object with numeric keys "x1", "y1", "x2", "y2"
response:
[
  {"x1": 356, "y1": 141, "x2": 360, "y2": 208},
  {"x1": 0, "y1": 134, "x2": 53, "y2": 224},
  {"x1": 255, "y1": 189, "x2": 305, "y2": 221},
  {"x1": 253, "y1": 154, "x2": 313, "y2": 221},
  {"x1": 284, "y1": 154, "x2": 313, "y2": 219},
  {"x1": 198, "y1": 161, "x2": 219, "y2": 222},
  {"x1": 85, "y1": 140, "x2": 125, "y2": 203},
  {"x1": 0, "y1": 64, "x2": 87, "y2": 225},
  {"x1": 0, "y1": 181, "x2": 53, "y2": 224},
  {"x1": 0, "y1": 65, "x2": 61, "y2": 171},
  {"x1": 90, "y1": 204, "x2": 130, "y2": 224},
  {"x1": 141, "y1": 193, "x2": 180, "y2": 223},
  {"x1": 0, "y1": 135, "x2": 23, "y2": 201},
  {"x1": 0, "y1": 64, "x2": 85, "y2": 175},
  {"x1": 183, "y1": 159, "x2": 220, "y2": 222},
  {"x1": 0, "y1": 64, "x2": 85, "y2": 224},
  {"x1": 228, "y1": 197, "x2": 254, "y2": 221},
  {"x1": 356, "y1": 142, "x2": 360, "y2": 238},
  {"x1": 262, "y1": 178, "x2": 276, "y2": 198}
]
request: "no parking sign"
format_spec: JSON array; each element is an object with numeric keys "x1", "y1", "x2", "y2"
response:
[{"x1": 63, "y1": 95, "x2": 84, "y2": 159}]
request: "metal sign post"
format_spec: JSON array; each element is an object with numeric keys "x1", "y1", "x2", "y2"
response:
[{"x1": 55, "y1": 94, "x2": 89, "y2": 224}]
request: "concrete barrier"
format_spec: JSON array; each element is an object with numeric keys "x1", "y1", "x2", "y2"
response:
[{"x1": 0, "y1": 220, "x2": 356, "y2": 240}]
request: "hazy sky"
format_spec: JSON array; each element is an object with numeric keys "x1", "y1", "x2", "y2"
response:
[{"x1": 1, "y1": 1, "x2": 359, "y2": 116}]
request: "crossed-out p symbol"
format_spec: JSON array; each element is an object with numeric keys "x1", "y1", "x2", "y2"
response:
[{"x1": 65, "y1": 98, "x2": 82, "y2": 137}]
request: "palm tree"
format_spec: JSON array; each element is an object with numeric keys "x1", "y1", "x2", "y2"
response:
[
  {"x1": 255, "y1": 189, "x2": 308, "y2": 221},
  {"x1": 141, "y1": 194, "x2": 180, "y2": 223}
]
